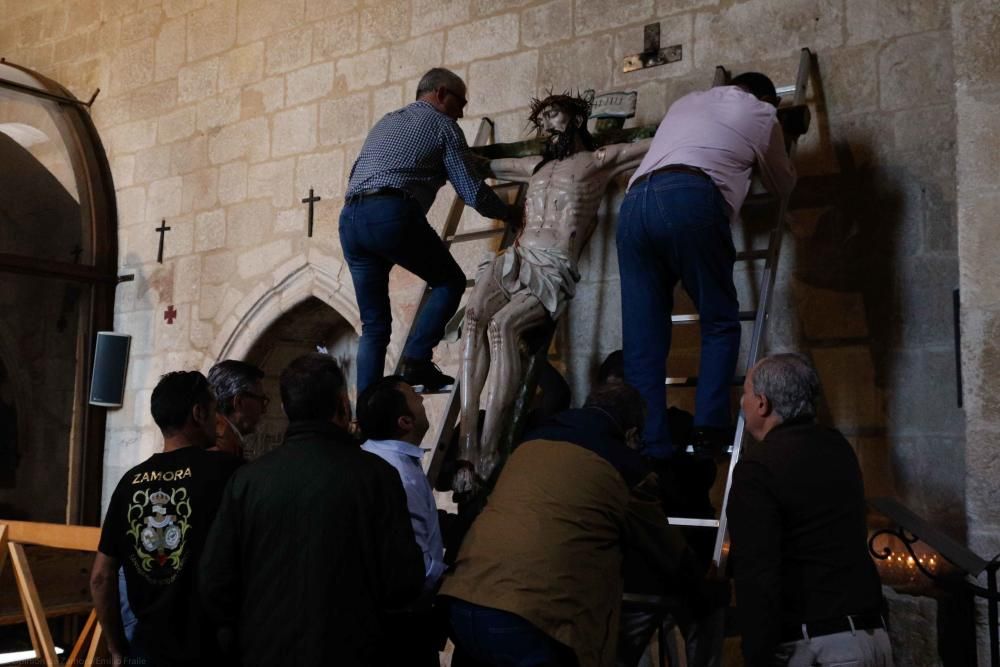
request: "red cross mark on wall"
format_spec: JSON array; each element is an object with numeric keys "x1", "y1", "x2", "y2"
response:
[{"x1": 164, "y1": 305, "x2": 177, "y2": 324}]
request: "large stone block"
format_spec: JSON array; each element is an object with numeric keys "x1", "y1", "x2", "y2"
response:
[
  {"x1": 238, "y1": 239, "x2": 294, "y2": 278},
  {"x1": 812, "y1": 346, "x2": 884, "y2": 430},
  {"x1": 610, "y1": 14, "x2": 693, "y2": 87},
  {"x1": 242, "y1": 76, "x2": 286, "y2": 115},
  {"x1": 226, "y1": 199, "x2": 274, "y2": 247},
  {"x1": 266, "y1": 26, "x2": 313, "y2": 75},
  {"x1": 521, "y1": 0, "x2": 571, "y2": 48},
  {"x1": 134, "y1": 144, "x2": 173, "y2": 184},
  {"x1": 413, "y1": 0, "x2": 471, "y2": 35},
  {"x1": 178, "y1": 57, "x2": 219, "y2": 103},
  {"x1": 158, "y1": 106, "x2": 197, "y2": 143},
  {"x1": 319, "y1": 92, "x2": 371, "y2": 144},
  {"x1": 389, "y1": 35, "x2": 444, "y2": 82},
  {"x1": 575, "y1": 0, "x2": 653, "y2": 36},
  {"x1": 154, "y1": 16, "x2": 186, "y2": 82},
  {"x1": 956, "y1": 88, "x2": 1000, "y2": 196},
  {"x1": 305, "y1": 0, "x2": 358, "y2": 20},
  {"x1": 145, "y1": 176, "x2": 184, "y2": 222},
  {"x1": 372, "y1": 84, "x2": 404, "y2": 121},
  {"x1": 472, "y1": 0, "x2": 534, "y2": 16},
  {"x1": 196, "y1": 89, "x2": 242, "y2": 132},
  {"x1": 313, "y1": 13, "x2": 360, "y2": 60},
  {"x1": 336, "y1": 48, "x2": 389, "y2": 91},
  {"x1": 886, "y1": 347, "x2": 964, "y2": 437},
  {"x1": 187, "y1": 0, "x2": 237, "y2": 61},
  {"x1": 181, "y1": 167, "x2": 219, "y2": 213},
  {"x1": 220, "y1": 41, "x2": 264, "y2": 90},
  {"x1": 162, "y1": 213, "x2": 195, "y2": 259},
  {"x1": 958, "y1": 192, "x2": 1000, "y2": 309},
  {"x1": 201, "y1": 250, "x2": 238, "y2": 286},
  {"x1": 879, "y1": 31, "x2": 954, "y2": 112},
  {"x1": 693, "y1": 0, "x2": 843, "y2": 67},
  {"x1": 109, "y1": 38, "x2": 156, "y2": 94},
  {"x1": 163, "y1": 0, "x2": 206, "y2": 18},
  {"x1": 272, "y1": 105, "x2": 318, "y2": 157},
  {"x1": 961, "y1": 308, "x2": 1000, "y2": 426},
  {"x1": 815, "y1": 45, "x2": 879, "y2": 114},
  {"x1": 540, "y1": 34, "x2": 613, "y2": 92},
  {"x1": 237, "y1": 0, "x2": 306, "y2": 44},
  {"x1": 296, "y1": 149, "x2": 345, "y2": 198},
  {"x1": 248, "y1": 158, "x2": 296, "y2": 207},
  {"x1": 792, "y1": 282, "x2": 869, "y2": 340},
  {"x1": 845, "y1": 0, "x2": 949, "y2": 46},
  {"x1": 359, "y1": 0, "x2": 409, "y2": 51},
  {"x1": 172, "y1": 253, "x2": 202, "y2": 304},
  {"x1": 445, "y1": 13, "x2": 519, "y2": 65},
  {"x1": 122, "y1": 7, "x2": 162, "y2": 45},
  {"x1": 952, "y1": 0, "x2": 1000, "y2": 88},
  {"x1": 966, "y1": 427, "x2": 1000, "y2": 527},
  {"x1": 171, "y1": 135, "x2": 210, "y2": 174},
  {"x1": 883, "y1": 587, "x2": 942, "y2": 667},
  {"x1": 207, "y1": 116, "x2": 270, "y2": 164},
  {"x1": 112, "y1": 154, "x2": 137, "y2": 189},
  {"x1": 218, "y1": 161, "x2": 248, "y2": 204},
  {"x1": 116, "y1": 186, "x2": 147, "y2": 228},
  {"x1": 287, "y1": 62, "x2": 335, "y2": 105},
  {"x1": 195, "y1": 209, "x2": 226, "y2": 251},
  {"x1": 467, "y1": 51, "x2": 537, "y2": 115}
]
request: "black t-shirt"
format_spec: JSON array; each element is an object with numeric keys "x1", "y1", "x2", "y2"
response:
[{"x1": 99, "y1": 446, "x2": 240, "y2": 665}]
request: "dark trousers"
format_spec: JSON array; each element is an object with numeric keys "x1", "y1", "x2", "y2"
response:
[
  {"x1": 616, "y1": 172, "x2": 740, "y2": 458},
  {"x1": 339, "y1": 195, "x2": 466, "y2": 394},
  {"x1": 447, "y1": 598, "x2": 578, "y2": 667}
]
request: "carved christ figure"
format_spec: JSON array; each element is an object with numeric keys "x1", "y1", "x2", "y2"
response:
[{"x1": 455, "y1": 93, "x2": 651, "y2": 493}]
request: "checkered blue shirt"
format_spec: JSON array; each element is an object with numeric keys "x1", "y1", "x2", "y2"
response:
[{"x1": 346, "y1": 100, "x2": 509, "y2": 220}]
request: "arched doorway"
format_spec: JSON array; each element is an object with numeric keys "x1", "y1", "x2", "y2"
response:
[
  {"x1": 0, "y1": 61, "x2": 118, "y2": 524},
  {"x1": 242, "y1": 297, "x2": 359, "y2": 459}
]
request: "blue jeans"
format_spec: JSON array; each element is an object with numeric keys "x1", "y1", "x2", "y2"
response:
[
  {"x1": 447, "y1": 598, "x2": 578, "y2": 667},
  {"x1": 339, "y1": 194, "x2": 465, "y2": 394},
  {"x1": 616, "y1": 172, "x2": 739, "y2": 458}
]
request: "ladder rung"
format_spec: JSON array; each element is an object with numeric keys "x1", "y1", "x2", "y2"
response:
[
  {"x1": 447, "y1": 228, "x2": 504, "y2": 243},
  {"x1": 735, "y1": 249, "x2": 768, "y2": 261},
  {"x1": 671, "y1": 311, "x2": 756, "y2": 324},
  {"x1": 684, "y1": 444, "x2": 734, "y2": 455},
  {"x1": 667, "y1": 517, "x2": 720, "y2": 528},
  {"x1": 665, "y1": 375, "x2": 745, "y2": 387}
]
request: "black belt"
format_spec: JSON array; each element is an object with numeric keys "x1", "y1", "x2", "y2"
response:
[
  {"x1": 631, "y1": 164, "x2": 712, "y2": 189},
  {"x1": 781, "y1": 613, "x2": 886, "y2": 642},
  {"x1": 345, "y1": 187, "x2": 410, "y2": 204}
]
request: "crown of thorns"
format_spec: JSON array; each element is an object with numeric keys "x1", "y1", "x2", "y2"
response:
[{"x1": 528, "y1": 91, "x2": 592, "y2": 129}]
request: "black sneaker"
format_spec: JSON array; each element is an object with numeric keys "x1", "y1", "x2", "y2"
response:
[{"x1": 399, "y1": 357, "x2": 454, "y2": 393}]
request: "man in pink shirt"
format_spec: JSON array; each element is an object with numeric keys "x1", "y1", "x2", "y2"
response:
[{"x1": 617, "y1": 72, "x2": 796, "y2": 459}]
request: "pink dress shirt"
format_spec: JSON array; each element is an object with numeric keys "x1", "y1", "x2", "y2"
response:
[{"x1": 628, "y1": 86, "x2": 796, "y2": 221}]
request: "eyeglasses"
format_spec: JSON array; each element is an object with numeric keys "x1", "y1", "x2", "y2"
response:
[
  {"x1": 443, "y1": 87, "x2": 468, "y2": 109},
  {"x1": 242, "y1": 391, "x2": 270, "y2": 408}
]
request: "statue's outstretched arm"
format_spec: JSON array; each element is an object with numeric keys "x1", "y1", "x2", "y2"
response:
[
  {"x1": 488, "y1": 156, "x2": 543, "y2": 183},
  {"x1": 602, "y1": 138, "x2": 653, "y2": 178}
]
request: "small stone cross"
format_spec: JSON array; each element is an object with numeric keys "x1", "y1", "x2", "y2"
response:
[
  {"x1": 155, "y1": 219, "x2": 171, "y2": 263},
  {"x1": 163, "y1": 305, "x2": 177, "y2": 325},
  {"x1": 301, "y1": 188, "x2": 321, "y2": 238}
]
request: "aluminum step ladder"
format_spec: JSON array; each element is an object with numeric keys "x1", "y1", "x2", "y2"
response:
[
  {"x1": 661, "y1": 48, "x2": 815, "y2": 574},
  {"x1": 383, "y1": 117, "x2": 527, "y2": 487}
]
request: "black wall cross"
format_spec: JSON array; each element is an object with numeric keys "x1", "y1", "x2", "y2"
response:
[
  {"x1": 301, "y1": 188, "x2": 321, "y2": 237},
  {"x1": 155, "y1": 219, "x2": 171, "y2": 263}
]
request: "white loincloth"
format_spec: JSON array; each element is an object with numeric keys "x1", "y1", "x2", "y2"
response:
[{"x1": 477, "y1": 244, "x2": 581, "y2": 319}]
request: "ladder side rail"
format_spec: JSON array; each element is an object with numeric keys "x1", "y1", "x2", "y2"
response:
[
  {"x1": 392, "y1": 118, "x2": 495, "y2": 376},
  {"x1": 712, "y1": 48, "x2": 812, "y2": 567}
]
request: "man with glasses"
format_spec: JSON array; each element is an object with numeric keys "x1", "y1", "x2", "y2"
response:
[
  {"x1": 341, "y1": 67, "x2": 521, "y2": 397},
  {"x1": 207, "y1": 360, "x2": 268, "y2": 460}
]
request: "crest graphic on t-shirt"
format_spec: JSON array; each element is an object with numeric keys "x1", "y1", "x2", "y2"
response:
[{"x1": 126, "y1": 487, "x2": 192, "y2": 578}]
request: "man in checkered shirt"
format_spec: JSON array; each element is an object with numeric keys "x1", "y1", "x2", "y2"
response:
[{"x1": 341, "y1": 67, "x2": 518, "y2": 396}]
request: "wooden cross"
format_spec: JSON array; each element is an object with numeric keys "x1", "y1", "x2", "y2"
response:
[
  {"x1": 155, "y1": 220, "x2": 171, "y2": 263},
  {"x1": 163, "y1": 305, "x2": 177, "y2": 325},
  {"x1": 301, "y1": 188, "x2": 321, "y2": 237}
]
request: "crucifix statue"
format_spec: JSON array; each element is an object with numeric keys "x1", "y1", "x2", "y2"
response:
[
  {"x1": 155, "y1": 220, "x2": 171, "y2": 264},
  {"x1": 454, "y1": 93, "x2": 651, "y2": 493},
  {"x1": 301, "y1": 188, "x2": 321, "y2": 237}
]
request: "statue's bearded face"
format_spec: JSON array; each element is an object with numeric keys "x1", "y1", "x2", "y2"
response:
[{"x1": 538, "y1": 104, "x2": 583, "y2": 161}]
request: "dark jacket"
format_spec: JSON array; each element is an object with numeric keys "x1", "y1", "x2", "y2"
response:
[
  {"x1": 728, "y1": 419, "x2": 883, "y2": 666},
  {"x1": 199, "y1": 420, "x2": 424, "y2": 666}
]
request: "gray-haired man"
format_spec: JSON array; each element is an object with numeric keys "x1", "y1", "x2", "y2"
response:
[
  {"x1": 207, "y1": 360, "x2": 267, "y2": 459},
  {"x1": 728, "y1": 353, "x2": 892, "y2": 667}
]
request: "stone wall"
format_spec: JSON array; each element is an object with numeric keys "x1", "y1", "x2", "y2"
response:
[{"x1": 0, "y1": 0, "x2": 982, "y2": 652}]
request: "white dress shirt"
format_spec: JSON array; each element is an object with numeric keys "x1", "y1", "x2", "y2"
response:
[
  {"x1": 361, "y1": 438, "x2": 446, "y2": 591},
  {"x1": 628, "y1": 85, "x2": 796, "y2": 220}
]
